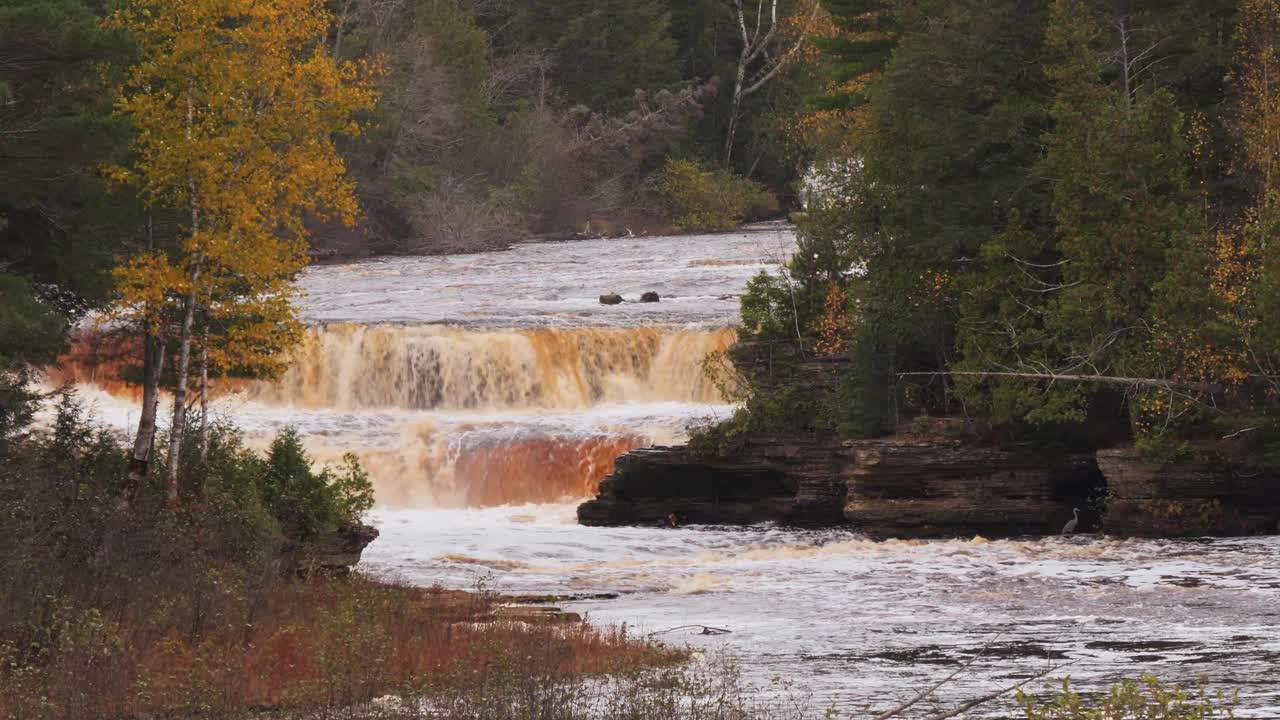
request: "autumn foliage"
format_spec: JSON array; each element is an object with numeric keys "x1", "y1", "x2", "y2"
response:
[{"x1": 104, "y1": 0, "x2": 378, "y2": 496}]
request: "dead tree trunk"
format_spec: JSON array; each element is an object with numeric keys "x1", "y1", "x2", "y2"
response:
[
  {"x1": 899, "y1": 370, "x2": 1220, "y2": 392},
  {"x1": 725, "y1": 0, "x2": 820, "y2": 166}
]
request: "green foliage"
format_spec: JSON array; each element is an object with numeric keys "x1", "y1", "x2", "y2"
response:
[
  {"x1": 1134, "y1": 430, "x2": 1197, "y2": 467},
  {"x1": 811, "y1": 0, "x2": 895, "y2": 112},
  {"x1": 506, "y1": 0, "x2": 680, "y2": 114},
  {"x1": 263, "y1": 429, "x2": 337, "y2": 540},
  {"x1": 0, "y1": 273, "x2": 68, "y2": 366},
  {"x1": 658, "y1": 158, "x2": 778, "y2": 232},
  {"x1": 738, "y1": 0, "x2": 1259, "y2": 458},
  {"x1": 0, "y1": 0, "x2": 138, "y2": 316},
  {"x1": 740, "y1": 271, "x2": 799, "y2": 342},
  {"x1": 329, "y1": 452, "x2": 376, "y2": 526},
  {"x1": 687, "y1": 381, "x2": 829, "y2": 457},
  {"x1": 1017, "y1": 675, "x2": 1236, "y2": 719},
  {"x1": 256, "y1": 428, "x2": 375, "y2": 539},
  {"x1": 0, "y1": 274, "x2": 66, "y2": 447}
]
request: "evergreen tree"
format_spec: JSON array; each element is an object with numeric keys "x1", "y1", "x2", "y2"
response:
[
  {"x1": 0, "y1": 0, "x2": 136, "y2": 321},
  {"x1": 955, "y1": 0, "x2": 1196, "y2": 434},
  {"x1": 834, "y1": 0, "x2": 1056, "y2": 433},
  {"x1": 510, "y1": 0, "x2": 681, "y2": 113}
]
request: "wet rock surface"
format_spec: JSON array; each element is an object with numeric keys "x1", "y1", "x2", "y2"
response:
[
  {"x1": 581, "y1": 438, "x2": 1280, "y2": 538},
  {"x1": 843, "y1": 439, "x2": 1100, "y2": 538}
]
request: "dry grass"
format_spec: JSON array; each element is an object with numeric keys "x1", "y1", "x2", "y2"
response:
[{"x1": 0, "y1": 576, "x2": 685, "y2": 719}]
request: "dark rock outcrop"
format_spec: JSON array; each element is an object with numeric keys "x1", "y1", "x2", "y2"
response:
[
  {"x1": 578, "y1": 438, "x2": 846, "y2": 527},
  {"x1": 1098, "y1": 448, "x2": 1280, "y2": 536},
  {"x1": 578, "y1": 435, "x2": 1280, "y2": 537},
  {"x1": 843, "y1": 439, "x2": 1100, "y2": 538},
  {"x1": 578, "y1": 436, "x2": 1101, "y2": 536},
  {"x1": 599, "y1": 293, "x2": 623, "y2": 305},
  {"x1": 279, "y1": 523, "x2": 380, "y2": 577}
]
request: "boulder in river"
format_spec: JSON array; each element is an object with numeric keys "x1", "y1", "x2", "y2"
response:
[
  {"x1": 599, "y1": 293, "x2": 623, "y2": 305},
  {"x1": 639, "y1": 291, "x2": 660, "y2": 303}
]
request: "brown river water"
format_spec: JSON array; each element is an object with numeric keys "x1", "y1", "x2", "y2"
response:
[{"x1": 63, "y1": 224, "x2": 1280, "y2": 717}]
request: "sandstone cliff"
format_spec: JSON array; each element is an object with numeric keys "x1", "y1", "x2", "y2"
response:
[
  {"x1": 579, "y1": 438, "x2": 1280, "y2": 538},
  {"x1": 1098, "y1": 448, "x2": 1280, "y2": 536},
  {"x1": 578, "y1": 435, "x2": 1100, "y2": 537},
  {"x1": 279, "y1": 523, "x2": 380, "y2": 577}
]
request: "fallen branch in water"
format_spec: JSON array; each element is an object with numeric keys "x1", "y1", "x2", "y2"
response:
[
  {"x1": 646, "y1": 625, "x2": 732, "y2": 637},
  {"x1": 921, "y1": 659, "x2": 1081, "y2": 720},
  {"x1": 873, "y1": 632, "x2": 1081, "y2": 720},
  {"x1": 872, "y1": 634, "x2": 1001, "y2": 720}
]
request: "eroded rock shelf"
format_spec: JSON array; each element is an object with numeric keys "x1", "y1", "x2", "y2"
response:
[{"x1": 578, "y1": 437, "x2": 1280, "y2": 538}]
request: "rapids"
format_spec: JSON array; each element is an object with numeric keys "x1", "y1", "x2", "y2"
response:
[
  {"x1": 365, "y1": 505, "x2": 1280, "y2": 716},
  {"x1": 63, "y1": 223, "x2": 1280, "y2": 715}
]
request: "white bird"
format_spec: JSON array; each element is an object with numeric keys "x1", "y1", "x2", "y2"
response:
[{"x1": 1061, "y1": 507, "x2": 1080, "y2": 535}]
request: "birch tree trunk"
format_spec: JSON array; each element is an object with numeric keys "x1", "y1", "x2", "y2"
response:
[
  {"x1": 165, "y1": 81, "x2": 201, "y2": 505},
  {"x1": 129, "y1": 333, "x2": 166, "y2": 481},
  {"x1": 724, "y1": 0, "x2": 819, "y2": 167},
  {"x1": 199, "y1": 326, "x2": 209, "y2": 463},
  {"x1": 165, "y1": 285, "x2": 198, "y2": 503},
  {"x1": 128, "y1": 212, "x2": 163, "y2": 497}
]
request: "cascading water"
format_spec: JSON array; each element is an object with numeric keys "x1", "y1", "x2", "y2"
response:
[
  {"x1": 57, "y1": 225, "x2": 1280, "y2": 716},
  {"x1": 254, "y1": 324, "x2": 735, "y2": 411},
  {"x1": 63, "y1": 227, "x2": 780, "y2": 506}
]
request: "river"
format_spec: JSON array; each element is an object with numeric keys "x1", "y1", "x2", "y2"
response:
[{"x1": 68, "y1": 224, "x2": 1280, "y2": 717}]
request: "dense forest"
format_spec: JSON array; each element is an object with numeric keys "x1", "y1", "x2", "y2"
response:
[
  {"x1": 0, "y1": 0, "x2": 828, "y2": 495},
  {"x1": 728, "y1": 0, "x2": 1280, "y2": 471},
  {"x1": 0, "y1": 0, "x2": 829, "y2": 715},
  {"x1": 0, "y1": 0, "x2": 1275, "y2": 715}
]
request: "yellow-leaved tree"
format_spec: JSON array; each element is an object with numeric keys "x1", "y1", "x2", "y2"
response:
[{"x1": 106, "y1": 0, "x2": 378, "y2": 502}]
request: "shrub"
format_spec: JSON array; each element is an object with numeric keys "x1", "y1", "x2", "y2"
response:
[
  {"x1": 327, "y1": 452, "x2": 376, "y2": 525},
  {"x1": 657, "y1": 158, "x2": 778, "y2": 232},
  {"x1": 1017, "y1": 675, "x2": 1236, "y2": 719},
  {"x1": 262, "y1": 428, "x2": 350, "y2": 540}
]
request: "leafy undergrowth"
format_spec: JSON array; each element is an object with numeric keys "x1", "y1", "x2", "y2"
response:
[{"x1": 0, "y1": 393, "x2": 687, "y2": 720}]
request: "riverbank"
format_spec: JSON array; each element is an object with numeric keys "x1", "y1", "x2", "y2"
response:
[{"x1": 1, "y1": 570, "x2": 695, "y2": 718}]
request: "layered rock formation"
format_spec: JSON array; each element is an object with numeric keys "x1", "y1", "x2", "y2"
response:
[
  {"x1": 578, "y1": 436, "x2": 1099, "y2": 536},
  {"x1": 577, "y1": 437, "x2": 845, "y2": 527},
  {"x1": 1098, "y1": 448, "x2": 1280, "y2": 536},
  {"x1": 579, "y1": 434, "x2": 1280, "y2": 537},
  {"x1": 843, "y1": 439, "x2": 1099, "y2": 538},
  {"x1": 279, "y1": 523, "x2": 380, "y2": 577}
]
